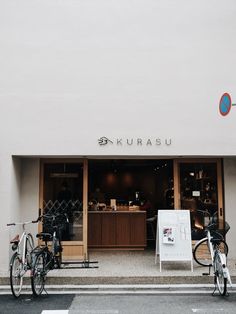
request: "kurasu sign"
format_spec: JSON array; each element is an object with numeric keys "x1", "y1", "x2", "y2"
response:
[{"x1": 98, "y1": 137, "x2": 172, "y2": 146}]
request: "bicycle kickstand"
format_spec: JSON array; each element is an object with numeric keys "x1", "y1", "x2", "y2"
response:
[
  {"x1": 202, "y1": 264, "x2": 212, "y2": 276},
  {"x1": 43, "y1": 285, "x2": 48, "y2": 295},
  {"x1": 212, "y1": 283, "x2": 217, "y2": 296}
]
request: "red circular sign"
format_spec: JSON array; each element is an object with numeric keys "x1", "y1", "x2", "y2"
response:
[{"x1": 219, "y1": 93, "x2": 232, "y2": 116}]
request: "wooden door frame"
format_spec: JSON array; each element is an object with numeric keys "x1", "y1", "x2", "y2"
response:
[
  {"x1": 173, "y1": 158, "x2": 224, "y2": 224},
  {"x1": 39, "y1": 158, "x2": 88, "y2": 260}
]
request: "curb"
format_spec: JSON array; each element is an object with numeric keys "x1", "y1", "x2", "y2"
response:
[
  {"x1": 1, "y1": 275, "x2": 236, "y2": 286},
  {"x1": 0, "y1": 275, "x2": 217, "y2": 286},
  {"x1": 1, "y1": 284, "x2": 236, "y2": 295}
]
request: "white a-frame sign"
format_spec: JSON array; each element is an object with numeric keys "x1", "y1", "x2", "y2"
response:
[{"x1": 157, "y1": 209, "x2": 193, "y2": 272}]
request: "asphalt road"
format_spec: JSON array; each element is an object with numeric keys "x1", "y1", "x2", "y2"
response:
[{"x1": 0, "y1": 293, "x2": 236, "y2": 314}]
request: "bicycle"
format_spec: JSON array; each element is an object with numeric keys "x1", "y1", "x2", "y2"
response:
[
  {"x1": 193, "y1": 212, "x2": 231, "y2": 295},
  {"x1": 212, "y1": 237, "x2": 232, "y2": 296},
  {"x1": 7, "y1": 219, "x2": 38, "y2": 298},
  {"x1": 193, "y1": 210, "x2": 229, "y2": 267},
  {"x1": 31, "y1": 211, "x2": 67, "y2": 296}
]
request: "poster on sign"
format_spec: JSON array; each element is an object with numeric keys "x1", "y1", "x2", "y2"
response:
[
  {"x1": 156, "y1": 209, "x2": 193, "y2": 272},
  {"x1": 162, "y1": 227, "x2": 175, "y2": 244}
]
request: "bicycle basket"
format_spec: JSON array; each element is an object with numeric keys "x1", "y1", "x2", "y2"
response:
[
  {"x1": 207, "y1": 222, "x2": 218, "y2": 231},
  {"x1": 43, "y1": 212, "x2": 68, "y2": 235},
  {"x1": 217, "y1": 221, "x2": 230, "y2": 237}
]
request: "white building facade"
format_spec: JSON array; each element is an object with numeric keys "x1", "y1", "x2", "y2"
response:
[{"x1": 1, "y1": 0, "x2": 236, "y2": 271}]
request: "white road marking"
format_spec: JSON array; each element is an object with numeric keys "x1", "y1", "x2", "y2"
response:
[
  {"x1": 41, "y1": 311, "x2": 68, "y2": 314},
  {"x1": 192, "y1": 310, "x2": 225, "y2": 313}
]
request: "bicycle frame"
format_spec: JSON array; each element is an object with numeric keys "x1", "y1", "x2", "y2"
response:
[
  {"x1": 32, "y1": 224, "x2": 62, "y2": 272},
  {"x1": 42, "y1": 211, "x2": 65, "y2": 260},
  {"x1": 40, "y1": 231, "x2": 59, "y2": 276},
  {"x1": 206, "y1": 230, "x2": 214, "y2": 263},
  {"x1": 41, "y1": 229, "x2": 61, "y2": 272},
  {"x1": 8, "y1": 222, "x2": 34, "y2": 271},
  {"x1": 214, "y1": 250, "x2": 232, "y2": 285},
  {"x1": 205, "y1": 229, "x2": 232, "y2": 288},
  {"x1": 12, "y1": 231, "x2": 28, "y2": 275}
]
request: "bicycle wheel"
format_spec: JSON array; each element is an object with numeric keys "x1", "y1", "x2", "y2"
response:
[
  {"x1": 193, "y1": 238, "x2": 211, "y2": 266},
  {"x1": 193, "y1": 238, "x2": 228, "y2": 267},
  {"x1": 31, "y1": 253, "x2": 45, "y2": 296},
  {"x1": 55, "y1": 251, "x2": 62, "y2": 269},
  {"x1": 214, "y1": 252, "x2": 227, "y2": 295},
  {"x1": 26, "y1": 233, "x2": 34, "y2": 268},
  {"x1": 53, "y1": 238, "x2": 62, "y2": 269},
  {"x1": 10, "y1": 252, "x2": 23, "y2": 298}
]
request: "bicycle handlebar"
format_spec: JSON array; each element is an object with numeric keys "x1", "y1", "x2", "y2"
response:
[
  {"x1": 39, "y1": 211, "x2": 68, "y2": 220},
  {"x1": 7, "y1": 220, "x2": 38, "y2": 227},
  {"x1": 196, "y1": 209, "x2": 218, "y2": 217},
  {"x1": 7, "y1": 208, "x2": 69, "y2": 227}
]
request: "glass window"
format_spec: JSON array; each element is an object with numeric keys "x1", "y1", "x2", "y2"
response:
[
  {"x1": 179, "y1": 162, "x2": 218, "y2": 240},
  {"x1": 43, "y1": 162, "x2": 83, "y2": 241}
]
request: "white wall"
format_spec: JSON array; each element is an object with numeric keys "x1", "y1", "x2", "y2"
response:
[
  {"x1": 20, "y1": 159, "x2": 40, "y2": 237},
  {"x1": 0, "y1": 0, "x2": 236, "y2": 156},
  {"x1": 224, "y1": 158, "x2": 236, "y2": 259},
  {"x1": 0, "y1": 157, "x2": 21, "y2": 272},
  {"x1": 0, "y1": 158, "x2": 40, "y2": 272}
]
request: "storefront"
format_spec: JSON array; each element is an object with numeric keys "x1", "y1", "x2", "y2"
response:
[
  {"x1": 40, "y1": 158, "x2": 224, "y2": 261},
  {"x1": 1, "y1": 0, "x2": 236, "y2": 273}
]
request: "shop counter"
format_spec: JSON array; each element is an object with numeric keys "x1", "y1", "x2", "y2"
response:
[{"x1": 88, "y1": 211, "x2": 146, "y2": 249}]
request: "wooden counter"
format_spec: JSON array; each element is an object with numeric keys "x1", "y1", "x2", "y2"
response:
[{"x1": 88, "y1": 211, "x2": 146, "y2": 249}]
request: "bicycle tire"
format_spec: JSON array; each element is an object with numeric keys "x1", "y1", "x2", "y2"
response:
[
  {"x1": 214, "y1": 252, "x2": 227, "y2": 295},
  {"x1": 10, "y1": 252, "x2": 23, "y2": 298},
  {"x1": 193, "y1": 238, "x2": 228, "y2": 267},
  {"x1": 31, "y1": 253, "x2": 45, "y2": 296},
  {"x1": 55, "y1": 251, "x2": 62, "y2": 269}
]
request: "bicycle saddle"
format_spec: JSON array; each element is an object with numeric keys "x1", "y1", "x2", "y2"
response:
[
  {"x1": 10, "y1": 235, "x2": 20, "y2": 244},
  {"x1": 36, "y1": 232, "x2": 52, "y2": 241}
]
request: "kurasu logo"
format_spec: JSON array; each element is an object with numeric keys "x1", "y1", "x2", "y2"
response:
[{"x1": 98, "y1": 137, "x2": 113, "y2": 146}]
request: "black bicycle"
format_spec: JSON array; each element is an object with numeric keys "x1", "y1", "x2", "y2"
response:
[{"x1": 31, "y1": 211, "x2": 68, "y2": 296}]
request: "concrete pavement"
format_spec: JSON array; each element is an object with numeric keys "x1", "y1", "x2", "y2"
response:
[{"x1": 0, "y1": 250, "x2": 236, "y2": 287}]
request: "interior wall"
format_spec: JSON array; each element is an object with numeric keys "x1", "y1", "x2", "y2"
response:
[
  {"x1": 88, "y1": 159, "x2": 173, "y2": 209},
  {"x1": 223, "y1": 158, "x2": 236, "y2": 259}
]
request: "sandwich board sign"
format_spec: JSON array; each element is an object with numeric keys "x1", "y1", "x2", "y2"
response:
[{"x1": 157, "y1": 209, "x2": 193, "y2": 272}]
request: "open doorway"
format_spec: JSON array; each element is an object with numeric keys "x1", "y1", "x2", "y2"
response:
[{"x1": 88, "y1": 159, "x2": 174, "y2": 250}]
